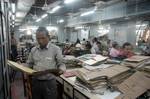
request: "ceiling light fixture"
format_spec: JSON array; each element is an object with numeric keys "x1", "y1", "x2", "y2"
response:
[
  {"x1": 75, "y1": 26, "x2": 83, "y2": 29},
  {"x1": 12, "y1": 3, "x2": 15, "y2": 13},
  {"x1": 16, "y1": 12, "x2": 26, "y2": 18},
  {"x1": 12, "y1": 24, "x2": 15, "y2": 28},
  {"x1": 58, "y1": 19, "x2": 64, "y2": 23},
  {"x1": 12, "y1": 14, "x2": 15, "y2": 20},
  {"x1": 36, "y1": 18, "x2": 42, "y2": 22},
  {"x1": 50, "y1": 6, "x2": 61, "y2": 13},
  {"x1": 64, "y1": 0, "x2": 76, "y2": 4},
  {"x1": 12, "y1": 21, "x2": 15, "y2": 24},
  {"x1": 41, "y1": 14, "x2": 48, "y2": 18},
  {"x1": 27, "y1": 29, "x2": 32, "y2": 35},
  {"x1": 80, "y1": 10, "x2": 95, "y2": 17},
  {"x1": 46, "y1": 26, "x2": 58, "y2": 31}
]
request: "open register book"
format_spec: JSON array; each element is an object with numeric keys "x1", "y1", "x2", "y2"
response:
[
  {"x1": 7, "y1": 60, "x2": 62, "y2": 76},
  {"x1": 8, "y1": 60, "x2": 36, "y2": 75}
]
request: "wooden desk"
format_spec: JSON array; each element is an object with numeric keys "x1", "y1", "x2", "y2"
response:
[
  {"x1": 59, "y1": 69, "x2": 120, "y2": 99},
  {"x1": 8, "y1": 60, "x2": 120, "y2": 99}
]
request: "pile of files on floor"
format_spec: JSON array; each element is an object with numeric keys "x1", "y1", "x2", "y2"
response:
[
  {"x1": 63, "y1": 55, "x2": 81, "y2": 69},
  {"x1": 77, "y1": 54, "x2": 108, "y2": 66},
  {"x1": 75, "y1": 65, "x2": 132, "y2": 93},
  {"x1": 116, "y1": 71, "x2": 150, "y2": 99},
  {"x1": 122, "y1": 55, "x2": 150, "y2": 69}
]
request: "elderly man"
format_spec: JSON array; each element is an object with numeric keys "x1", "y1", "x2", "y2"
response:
[{"x1": 27, "y1": 27, "x2": 66, "y2": 99}]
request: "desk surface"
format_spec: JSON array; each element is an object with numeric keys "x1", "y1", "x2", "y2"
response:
[{"x1": 60, "y1": 69, "x2": 120, "y2": 99}]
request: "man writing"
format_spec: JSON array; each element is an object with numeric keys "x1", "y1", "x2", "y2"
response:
[{"x1": 27, "y1": 27, "x2": 66, "y2": 99}]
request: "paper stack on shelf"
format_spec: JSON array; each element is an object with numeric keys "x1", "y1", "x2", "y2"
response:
[
  {"x1": 116, "y1": 71, "x2": 150, "y2": 99},
  {"x1": 122, "y1": 55, "x2": 150, "y2": 69},
  {"x1": 77, "y1": 54, "x2": 108, "y2": 66},
  {"x1": 75, "y1": 65, "x2": 131, "y2": 93}
]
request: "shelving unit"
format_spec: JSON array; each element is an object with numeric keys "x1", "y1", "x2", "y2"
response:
[{"x1": 0, "y1": 0, "x2": 11, "y2": 99}]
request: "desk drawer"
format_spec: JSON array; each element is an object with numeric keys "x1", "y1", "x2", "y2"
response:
[
  {"x1": 64, "y1": 81, "x2": 73, "y2": 98},
  {"x1": 74, "y1": 90, "x2": 87, "y2": 99},
  {"x1": 56, "y1": 77, "x2": 63, "y2": 84}
]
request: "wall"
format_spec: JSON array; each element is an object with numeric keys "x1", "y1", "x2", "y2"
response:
[{"x1": 108, "y1": 21, "x2": 136, "y2": 45}]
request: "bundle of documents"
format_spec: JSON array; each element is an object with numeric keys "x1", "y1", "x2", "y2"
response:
[
  {"x1": 76, "y1": 68, "x2": 107, "y2": 91},
  {"x1": 122, "y1": 55, "x2": 150, "y2": 69},
  {"x1": 76, "y1": 65, "x2": 131, "y2": 92},
  {"x1": 77, "y1": 54, "x2": 108, "y2": 66},
  {"x1": 142, "y1": 66, "x2": 150, "y2": 73},
  {"x1": 139, "y1": 65, "x2": 150, "y2": 76},
  {"x1": 116, "y1": 72, "x2": 150, "y2": 99},
  {"x1": 63, "y1": 55, "x2": 81, "y2": 68},
  {"x1": 83, "y1": 64, "x2": 113, "y2": 71}
]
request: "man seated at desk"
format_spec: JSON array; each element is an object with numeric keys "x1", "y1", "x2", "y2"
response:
[{"x1": 27, "y1": 27, "x2": 66, "y2": 99}]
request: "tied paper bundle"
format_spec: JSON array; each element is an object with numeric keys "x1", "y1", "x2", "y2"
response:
[
  {"x1": 122, "y1": 55, "x2": 150, "y2": 69},
  {"x1": 116, "y1": 72, "x2": 150, "y2": 99},
  {"x1": 75, "y1": 65, "x2": 131, "y2": 92}
]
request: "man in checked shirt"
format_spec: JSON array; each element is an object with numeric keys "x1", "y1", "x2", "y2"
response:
[{"x1": 27, "y1": 27, "x2": 66, "y2": 99}]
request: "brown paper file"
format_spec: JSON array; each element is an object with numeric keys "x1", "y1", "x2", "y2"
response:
[
  {"x1": 8, "y1": 60, "x2": 36, "y2": 75},
  {"x1": 124, "y1": 55, "x2": 150, "y2": 62},
  {"x1": 77, "y1": 65, "x2": 130, "y2": 81},
  {"x1": 117, "y1": 71, "x2": 150, "y2": 99}
]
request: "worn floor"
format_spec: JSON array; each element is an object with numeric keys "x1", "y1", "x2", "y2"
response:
[{"x1": 11, "y1": 71, "x2": 26, "y2": 99}]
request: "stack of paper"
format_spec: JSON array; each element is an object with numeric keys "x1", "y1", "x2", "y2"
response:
[
  {"x1": 63, "y1": 55, "x2": 81, "y2": 68},
  {"x1": 122, "y1": 55, "x2": 150, "y2": 69},
  {"x1": 76, "y1": 65, "x2": 131, "y2": 92},
  {"x1": 139, "y1": 65, "x2": 150, "y2": 76},
  {"x1": 77, "y1": 54, "x2": 108, "y2": 66},
  {"x1": 84, "y1": 64, "x2": 113, "y2": 71},
  {"x1": 116, "y1": 72, "x2": 150, "y2": 99}
]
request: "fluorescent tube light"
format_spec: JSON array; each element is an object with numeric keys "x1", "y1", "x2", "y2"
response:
[
  {"x1": 58, "y1": 19, "x2": 64, "y2": 23},
  {"x1": 36, "y1": 18, "x2": 42, "y2": 22},
  {"x1": 27, "y1": 30, "x2": 32, "y2": 35},
  {"x1": 12, "y1": 3, "x2": 15, "y2": 13},
  {"x1": 12, "y1": 15, "x2": 15, "y2": 20},
  {"x1": 41, "y1": 14, "x2": 48, "y2": 18},
  {"x1": 80, "y1": 10, "x2": 95, "y2": 17},
  {"x1": 75, "y1": 26, "x2": 83, "y2": 29},
  {"x1": 46, "y1": 26, "x2": 58, "y2": 31},
  {"x1": 64, "y1": 0, "x2": 76, "y2": 4},
  {"x1": 12, "y1": 21, "x2": 15, "y2": 24},
  {"x1": 50, "y1": 6, "x2": 61, "y2": 13},
  {"x1": 136, "y1": 24, "x2": 147, "y2": 27},
  {"x1": 16, "y1": 12, "x2": 26, "y2": 18}
]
